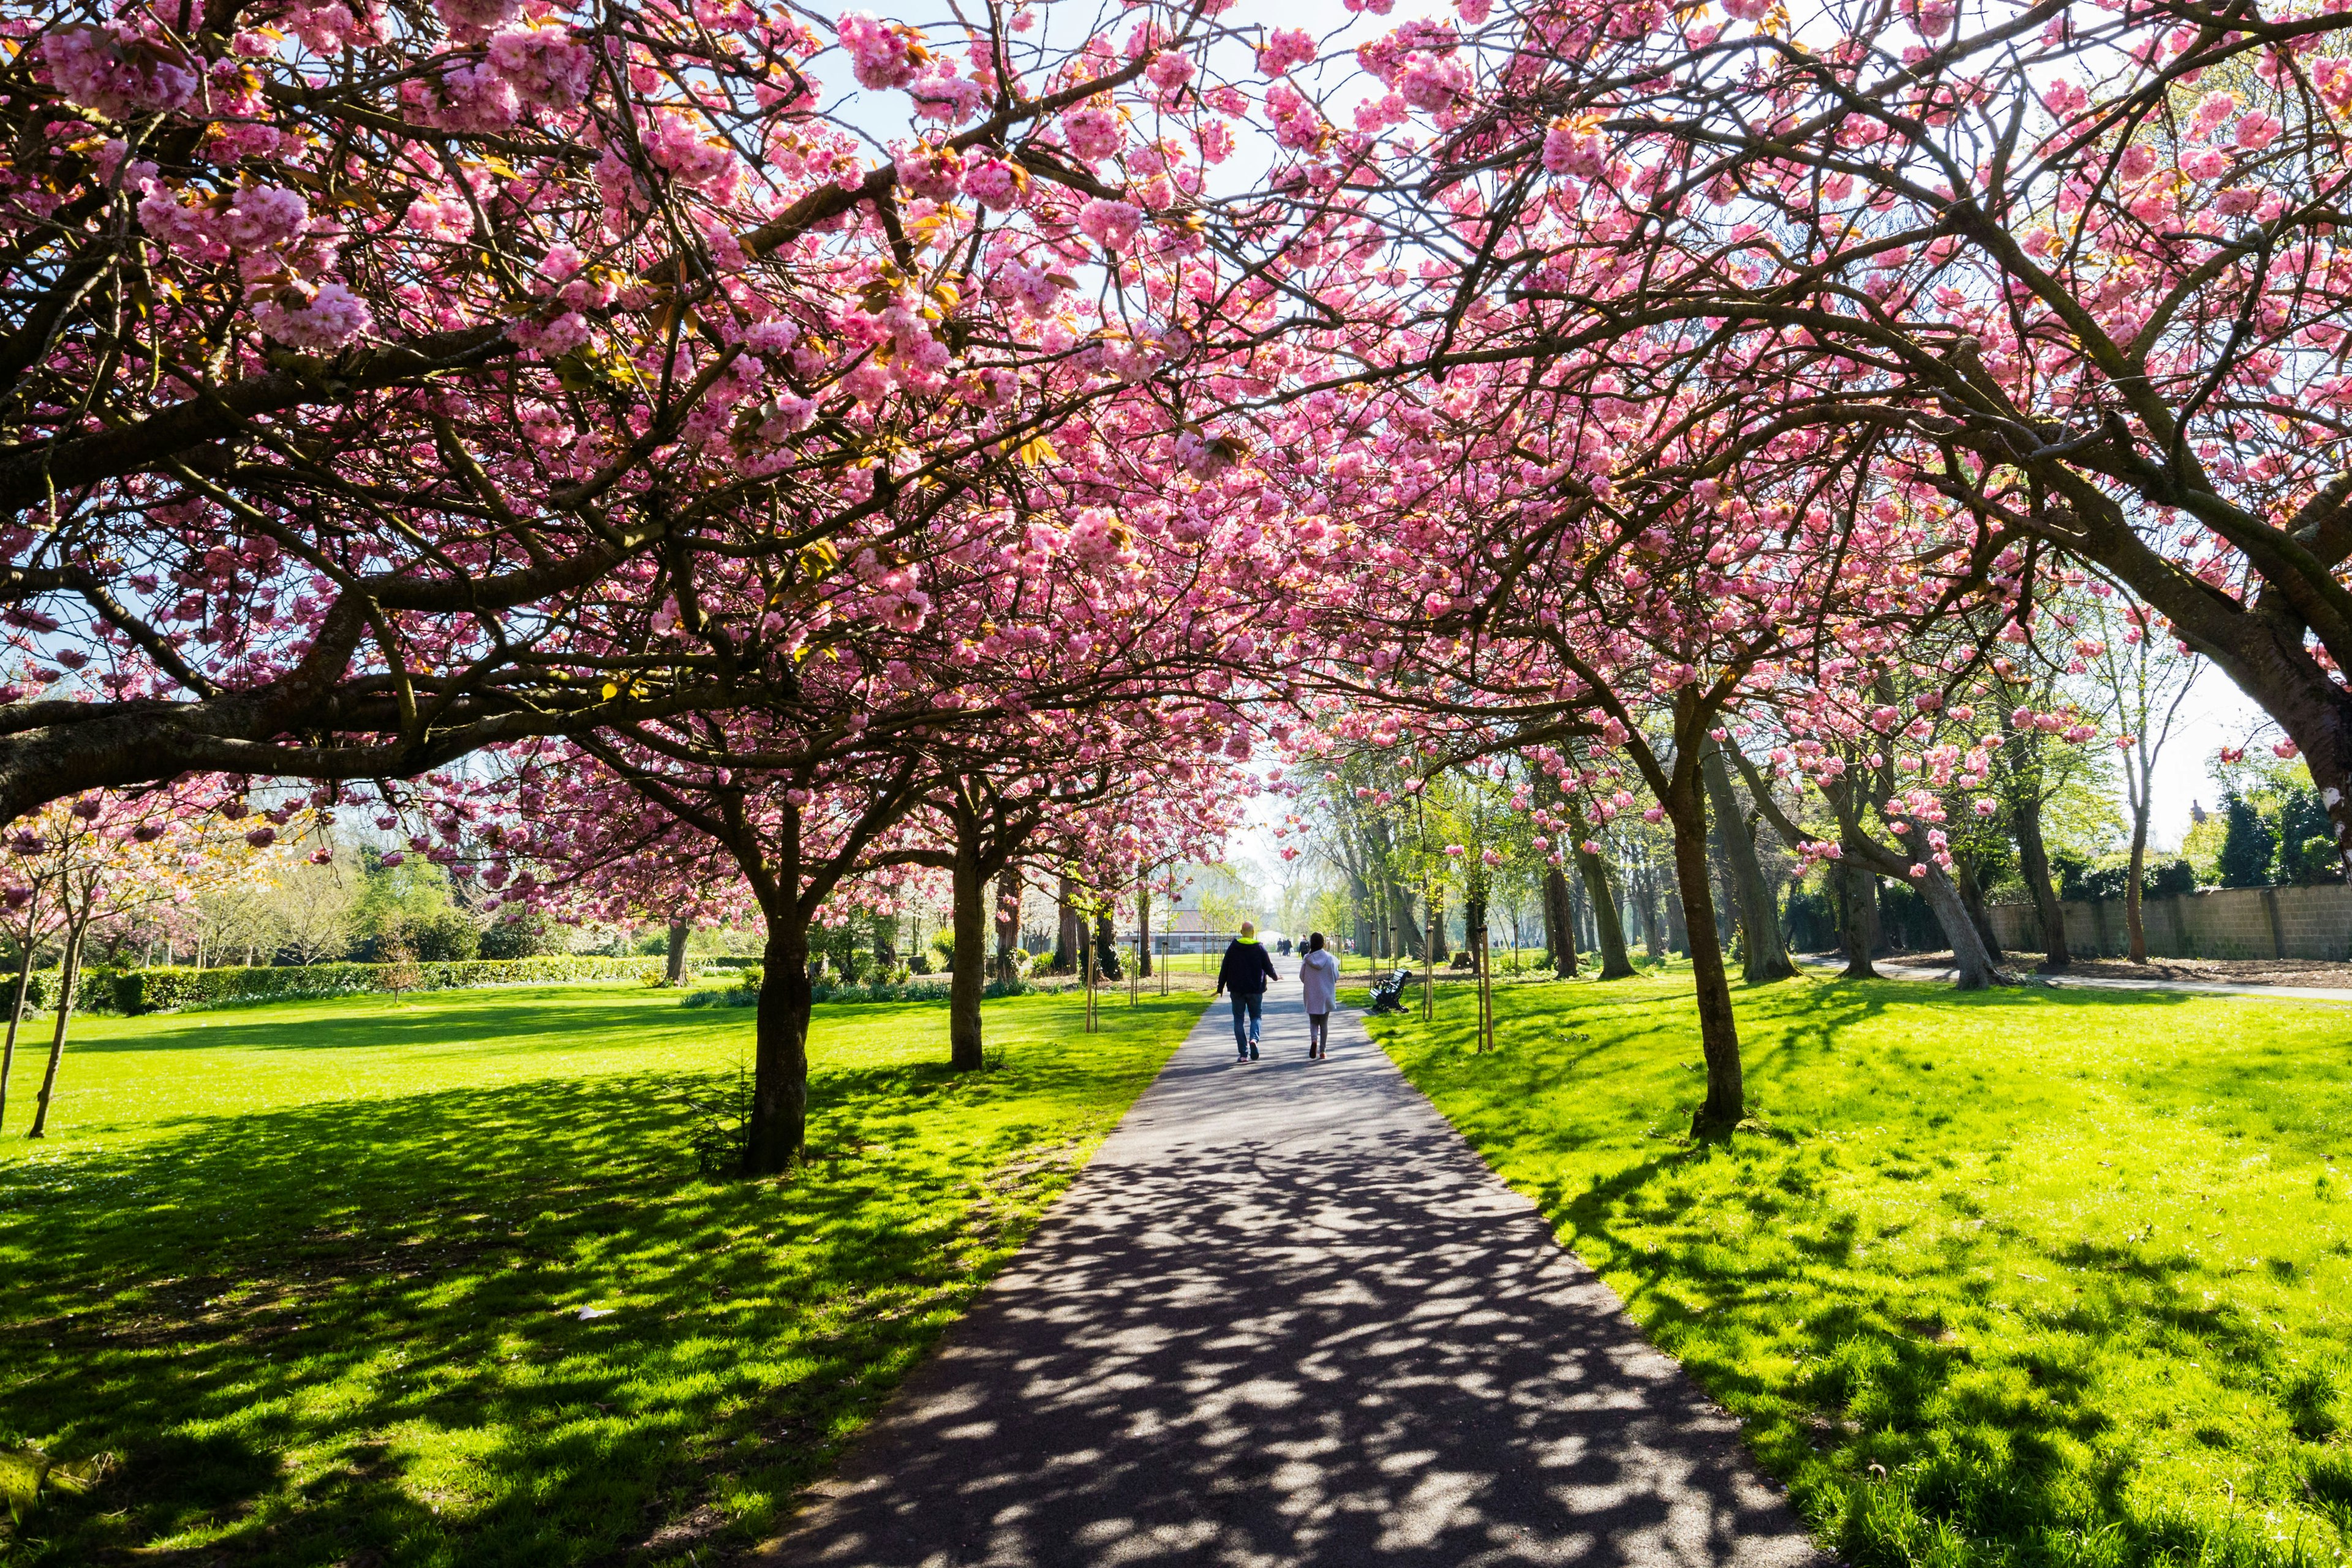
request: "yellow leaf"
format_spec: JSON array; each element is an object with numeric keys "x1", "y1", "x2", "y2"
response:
[
  {"x1": 601, "y1": 682, "x2": 620, "y2": 699},
  {"x1": 1016, "y1": 435, "x2": 1058, "y2": 467}
]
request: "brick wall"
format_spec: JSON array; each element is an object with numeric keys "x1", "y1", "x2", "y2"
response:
[{"x1": 1986, "y1": 884, "x2": 2352, "y2": 960}]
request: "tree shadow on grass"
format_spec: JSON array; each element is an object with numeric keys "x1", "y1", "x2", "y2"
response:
[
  {"x1": 1395, "y1": 978, "x2": 2350, "y2": 1568},
  {"x1": 62, "y1": 988, "x2": 709, "y2": 1055},
  {"x1": 0, "y1": 1053, "x2": 1111, "y2": 1567}
]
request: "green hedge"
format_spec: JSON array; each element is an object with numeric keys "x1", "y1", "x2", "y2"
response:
[{"x1": 3, "y1": 956, "x2": 687, "y2": 1017}]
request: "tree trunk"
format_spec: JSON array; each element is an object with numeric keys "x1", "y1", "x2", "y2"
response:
[
  {"x1": 994, "y1": 871, "x2": 1020, "y2": 983},
  {"x1": 871, "y1": 913, "x2": 897, "y2": 972},
  {"x1": 665, "y1": 918, "x2": 690, "y2": 986},
  {"x1": 1954, "y1": 857, "x2": 2002, "y2": 960},
  {"x1": 746, "y1": 915, "x2": 812, "y2": 1173},
  {"x1": 27, "y1": 918, "x2": 85, "y2": 1140},
  {"x1": 1545, "y1": 865, "x2": 1578, "y2": 977},
  {"x1": 2008, "y1": 770, "x2": 2073, "y2": 968},
  {"x1": 1665, "y1": 784, "x2": 1746, "y2": 1136},
  {"x1": 2126, "y1": 806, "x2": 2150, "y2": 963},
  {"x1": 1389, "y1": 878, "x2": 1426, "y2": 959},
  {"x1": 0, "y1": 920, "x2": 35, "y2": 1133},
  {"x1": 1092, "y1": 910, "x2": 1118, "y2": 982},
  {"x1": 1054, "y1": 875, "x2": 1080, "y2": 973},
  {"x1": 1665, "y1": 889, "x2": 1687, "y2": 956},
  {"x1": 1136, "y1": 883, "x2": 1153, "y2": 979},
  {"x1": 1839, "y1": 835, "x2": 2002, "y2": 990},
  {"x1": 1427, "y1": 888, "x2": 1448, "y2": 964},
  {"x1": 1915, "y1": 861, "x2": 2000, "y2": 990},
  {"x1": 1640, "y1": 869, "x2": 1665, "y2": 962},
  {"x1": 949, "y1": 833, "x2": 988, "y2": 1072},
  {"x1": 1836, "y1": 858, "x2": 1880, "y2": 979},
  {"x1": 1572, "y1": 832, "x2": 1635, "y2": 979},
  {"x1": 1702, "y1": 748, "x2": 1794, "y2": 982}
]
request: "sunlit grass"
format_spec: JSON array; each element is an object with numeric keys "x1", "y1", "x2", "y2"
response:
[
  {"x1": 1366, "y1": 972, "x2": 2352, "y2": 1568},
  {"x1": 0, "y1": 982, "x2": 1200, "y2": 1566}
]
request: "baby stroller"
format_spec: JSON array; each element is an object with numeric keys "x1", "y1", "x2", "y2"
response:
[{"x1": 1366, "y1": 965, "x2": 1415, "y2": 1016}]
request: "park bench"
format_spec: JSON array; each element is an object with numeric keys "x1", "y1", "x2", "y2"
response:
[{"x1": 1365, "y1": 965, "x2": 1415, "y2": 1015}]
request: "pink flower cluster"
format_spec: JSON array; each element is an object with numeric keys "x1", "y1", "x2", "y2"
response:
[
  {"x1": 250, "y1": 281, "x2": 374, "y2": 351},
  {"x1": 488, "y1": 24, "x2": 595, "y2": 108},
  {"x1": 965, "y1": 156, "x2": 1024, "y2": 209},
  {"x1": 1063, "y1": 105, "x2": 1124, "y2": 163},
  {"x1": 1078, "y1": 197, "x2": 1144, "y2": 253},
  {"x1": 45, "y1": 23, "x2": 200, "y2": 119},
  {"x1": 837, "y1": 11, "x2": 921, "y2": 90},
  {"x1": 1258, "y1": 28, "x2": 1316, "y2": 77},
  {"x1": 895, "y1": 143, "x2": 965, "y2": 200},
  {"x1": 139, "y1": 181, "x2": 315, "y2": 265}
]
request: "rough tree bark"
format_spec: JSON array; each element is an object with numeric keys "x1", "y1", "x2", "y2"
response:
[
  {"x1": 1836, "y1": 859, "x2": 1880, "y2": 979},
  {"x1": 665, "y1": 918, "x2": 691, "y2": 987},
  {"x1": 1569, "y1": 805, "x2": 1636, "y2": 979},
  {"x1": 1663, "y1": 777, "x2": 1746, "y2": 1136},
  {"x1": 948, "y1": 824, "x2": 990, "y2": 1071},
  {"x1": 1545, "y1": 865, "x2": 1578, "y2": 977},
  {"x1": 1702, "y1": 747, "x2": 1793, "y2": 982},
  {"x1": 747, "y1": 912, "x2": 813, "y2": 1172},
  {"x1": 0, "y1": 892, "x2": 39, "y2": 1131},
  {"x1": 994, "y1": 871, "x2": 1020, "y2": 984},
  {"x1": 1054, "y1": 875, "x2": 1080, "y2": 973},
  {"x1": 26, "y1": 915, "x2": 88, "y2": 1140}
]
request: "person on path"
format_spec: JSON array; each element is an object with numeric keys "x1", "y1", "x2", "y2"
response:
[
  {"x1": 1216, "y1": 921, "x2": 1278, "y2": 1061},
  {"x1": 1298, "y1": 931, "x2": 1339, "y2": 1060}
]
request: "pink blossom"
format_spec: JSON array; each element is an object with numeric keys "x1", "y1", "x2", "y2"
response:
[
  {"x1": 487, "y1": 24, "x2": 595, "y2": 108},
  {"x1": 44, "y1": 24, "x2": 200, "y2": 118},
  {"x1": 1078, "y1": 197, "x2": 1144, "y2": 252},
  {"x1": 2236, "y1": 111, "x2": 2283, "y2": 150},
  {"x1": 251, "y1": 281, "x2": 374, "y2": 350},
  {"x1": 1258, "y1": 28, "x2": 1316, "y2": 77},
  {"x1": 835, "y1": 12, "x2": 920, "y2": 90},
  {"x1": 965, "y1": 156, "x2": 1025, "y2": 209},
  {"x1": 895, "y1": 143, "x2": 965, "y2": 200},
  {"x1": 1063, "y1": 106, "x2": 1123, "y2": 162}
]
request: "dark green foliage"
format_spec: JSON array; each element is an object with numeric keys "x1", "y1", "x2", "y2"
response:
[
  {"x1": 1875, "y1": 878, "x2": 1940, "y2": 950},
  {"x1": 1785, "y1": 887, "x2": 1837, "y2": 951},
  {"x1": 400, "y1": 907, "x2": 480, "y2": 962},
  {"x1": 2217, "y1": 793, "x2": 2278, "y2": 888},
  {"x1": 476, "y1": 912, "x2": 561, "y2": 959},
  {"x1": 2060, "y1": 859, "x2": 2201, "y2": 902},
  {"x1": 2275, "y1": 790, "x2": 2334, "y2": 884}
]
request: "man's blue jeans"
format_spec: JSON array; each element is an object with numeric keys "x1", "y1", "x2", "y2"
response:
[{"x1": 1229, "y1": 992, "x2": 1262, "y2": 1054}]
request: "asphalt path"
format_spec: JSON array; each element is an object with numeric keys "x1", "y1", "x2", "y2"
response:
[{"x1": 762, "y1": 959, "x2": 1820, "y2": 1568}]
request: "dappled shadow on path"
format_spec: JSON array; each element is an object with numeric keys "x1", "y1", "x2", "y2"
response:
[{"x1": 768, "y1": 989, "x2": 1817, "y2": 1568}]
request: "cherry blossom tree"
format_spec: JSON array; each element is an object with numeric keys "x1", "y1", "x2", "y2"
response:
[
  {"x1": 0, "y1": 780, "x2": 298, "y2": 1135},
  {"x1": 1339, "y1": 0, "x2": 2352, "y2": 872},
  {"x1": 0, "y1": 0, "x2": 1341, "y2": 820}
]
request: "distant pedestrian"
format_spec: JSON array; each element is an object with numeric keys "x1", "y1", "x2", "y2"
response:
[
  {"x1": 1298, "y1": 932, "x2": 1339, "y2": 1060},
  {"x1": 1216, "y1": 921, "x2": 1278, "y2": 1061}
]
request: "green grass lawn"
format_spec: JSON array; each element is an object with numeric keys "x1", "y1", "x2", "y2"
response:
[
  {"x1": 0, "y1": 981, "x2": 1202, "y2": 1566},
  {"x1": 1367, "y1": 971, "x2": 2352, "y2": 1568}
]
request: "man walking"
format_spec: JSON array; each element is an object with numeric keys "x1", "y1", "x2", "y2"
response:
[{"x1": 1216, "y1": 921, "x2": 1278, "y2": 1061}]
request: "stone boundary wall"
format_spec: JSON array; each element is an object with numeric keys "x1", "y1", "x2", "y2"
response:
[{"x1": 1987, "y1": 884, "x2": 2352, "y2": 961}]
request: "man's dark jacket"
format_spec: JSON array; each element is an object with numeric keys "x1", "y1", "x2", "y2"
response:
[{"x1": 1217, "y1": 937, "x2": 1277, "y2": 997}]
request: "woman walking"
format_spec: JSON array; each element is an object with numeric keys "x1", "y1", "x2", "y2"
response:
[{"x1": 1299, "y1": 932, "x2": 1340, "y2": 1060}]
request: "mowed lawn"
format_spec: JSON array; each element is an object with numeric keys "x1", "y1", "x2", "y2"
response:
[
  {"x1": 1371, "y1": 973, "x2": 2352, "y2": 1568},
  {"x1": 0, "y1": 982, "x2": 1204, "y2": 1566}
]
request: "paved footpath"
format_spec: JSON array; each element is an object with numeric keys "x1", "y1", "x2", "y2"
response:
[{"x1": 763, "y1": 963, "x2": 1819, "y2": 1568}]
